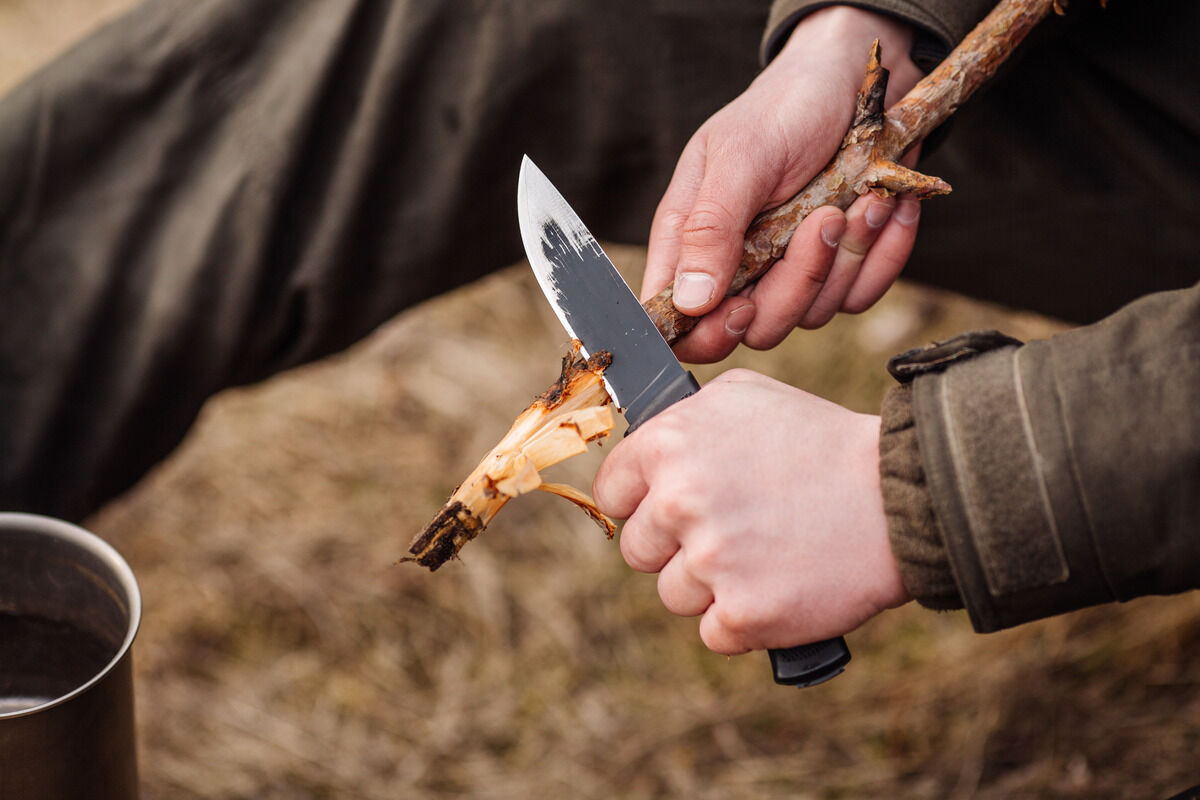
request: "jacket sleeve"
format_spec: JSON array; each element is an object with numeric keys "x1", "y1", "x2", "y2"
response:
[
  {"x1": 761, "y1": 0, "x2": 997, "y2": 65},
  {"x1": 883, "y1": 284, "x2": 1200, "y2": 632},
  {"x1": 0, "y1": 0, "x2": 768, "y2": 521}
]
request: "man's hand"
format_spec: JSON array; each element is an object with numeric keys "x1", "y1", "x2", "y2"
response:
[
  {"x1": 645, "y1": 7, "x2": 925, "y2": 363},
  {"x1": 592, "y1": 369, "x2": 911, "y2": 654}
]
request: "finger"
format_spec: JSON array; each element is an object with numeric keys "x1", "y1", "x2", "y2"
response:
[
  {"x1": 842, "y1": 196, "x2": 920, "y2": 313},
  {"x1": 643, "y1": 144, "x2": 708, "y2": 302},
  {"x1": 592, "y1": 439, "x2": 649, "y2": 521},
  {"x1": 667, "y1": 296, "x2": 756, "y2": 365},
  {"x1": 736, "y1": 206, "x2": 844, "y2": 351},
  {"x1": 657, "y1": 554, "x2": 713, "y2": 617},
  {"x1": 671, "y1": 157, "x2": 775, "y2": 316},
  {"x1": 618, "y1": 505, "x2": 680, "y2": 574},
  {"x1": 698, "y1": 602, "x2": 753, "y2": 656},
  {"x1": 597, "y1": 438, "x2": 681, "y2": 573},
  {"x1": 799, "y1": 192, "x2": 896, "y2": 329}
]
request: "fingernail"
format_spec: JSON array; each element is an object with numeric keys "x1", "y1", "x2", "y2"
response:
[
  {"x1": 725, "y1": 304, "x2": 754, "y2": 335},
  {"x1": 895, "y1": 199, "x2": 920, "y2": 225},
  {"x1": 865, "y1": 201, "x2": 893, "y2": 229},
  {"x1": 674, "y1": 272, "x2": 715, "y2": 310},
  {"x1": 820, "y1": 216, "x2": 845, "y2": 248}
]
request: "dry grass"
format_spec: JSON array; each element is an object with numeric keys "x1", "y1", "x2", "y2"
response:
[
  {"x1": 86, "y1": 257, "x2": 1200, "y2": 800},
  {"x1": 7, "y1": 6, "x2": 1200, "y2": 798}
]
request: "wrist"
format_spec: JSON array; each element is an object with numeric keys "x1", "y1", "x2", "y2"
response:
[
  {"x1": 853, "y1": 409, "x2": 913, "y2": 611},
  {"x1": 780, "y1": 6, "x2": 922, "y2": 101}
]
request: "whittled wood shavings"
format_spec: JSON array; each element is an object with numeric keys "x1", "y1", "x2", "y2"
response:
[{"x1": 403, "y1": 345, "x2": 614, "y2": 570}]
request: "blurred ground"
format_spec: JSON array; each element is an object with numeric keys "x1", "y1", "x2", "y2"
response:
[{"x1": 5, "y1": 3, "x2": 1200, "y2": 798}]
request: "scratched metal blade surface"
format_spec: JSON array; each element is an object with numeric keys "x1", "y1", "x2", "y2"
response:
[{"x1": 517, "y1": 156, "x2": 688, "y2": 414}]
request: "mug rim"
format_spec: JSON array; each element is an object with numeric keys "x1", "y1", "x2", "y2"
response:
[{"x1": 0, "y1": 512, "x2": 142, "y2": 720}]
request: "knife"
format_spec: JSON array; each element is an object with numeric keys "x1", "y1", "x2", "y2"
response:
[{"x1": 516, "y1": 156, "x2": 851, "y2": 688}]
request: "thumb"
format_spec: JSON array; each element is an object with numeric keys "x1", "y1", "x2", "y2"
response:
[{"x1": 671, "y1": 166, "x2": 767, "y2": 316}]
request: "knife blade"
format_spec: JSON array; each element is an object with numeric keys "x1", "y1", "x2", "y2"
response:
[
  {"x1": 516, "y1": 159, "x2": 699, "y2": 432},
  {"x1": 516, "y1": 156, "x2": 850, "y2": 688}
]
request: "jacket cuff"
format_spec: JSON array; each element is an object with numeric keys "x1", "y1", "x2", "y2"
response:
[
  {"x1": 879, "y1": 383, "x2": 962, "y2": 611},
  {"x1": 761, "y1": 0, "x2": 997, "y2": 66},
  {"x1": 908, "y1": 337, "x2": 1116, "y2": 633}
]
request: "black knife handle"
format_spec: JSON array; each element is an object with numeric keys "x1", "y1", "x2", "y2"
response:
[{"x1": 769, "y1": 637, "x2": 851, "y2": 688}]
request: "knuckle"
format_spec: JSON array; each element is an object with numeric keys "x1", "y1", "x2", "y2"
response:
[
  {"x1": 658, "y1": 574, "x2": 703, "y2": 617},
  {"x1": 638, "y1": 411, "x2": 691, "y2": 457},
  {"x1": 712, "y1": 598, "x2": 762, "y2": 640},
  {"x1": 838, "y1": 237, "x2": 872, "y2": 258},
  {"x1": 742, "y1": 327, "x2": 787, "y2": 352},
  {"x1": 841, "y1": 293, "x2": 875, "y2": 315},
  {"x1": 590, "y1": 473, "x2": 616, "y2": 516},
  {"x1": 657, "y1": 207, "x2": 691, "y2": 233},
  {"x1": 739, "y1": 298, "x2": 802, "y2": 349},
  {"x1": 619, "y1": 527, "x2": 662, "y2": 573},
  {"x1": 681, "y1": 202, "x2": 736, "y2": 247},
  {"x1": 699, "y1": 625, "x2": 734, "y2": 655},
  {"x1": 647, "y1": 491, "x2": 695, "y2": 532},
  {"x1": 684, "y1": 538, "x2": 722, "y2": 577},
  {"x1": 797, "y1": 259, "x2": 831, "y2": 292},
  {"x1": 800, "y1": 299, "x2": 838, "y2": 330}
]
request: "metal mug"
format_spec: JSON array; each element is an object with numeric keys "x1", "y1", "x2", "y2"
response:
[{"x1": 0, "y1": 512, "x2": 141, "y2": 799}]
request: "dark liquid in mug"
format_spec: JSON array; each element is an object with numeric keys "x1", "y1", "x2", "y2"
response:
[{"x1": 0, "y1": 612, "x2": 115, "y2": 714}]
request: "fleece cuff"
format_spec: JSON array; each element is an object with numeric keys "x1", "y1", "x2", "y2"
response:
[{"x1": 879, "y1": 383, "x2": 962, "y2": 611}]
